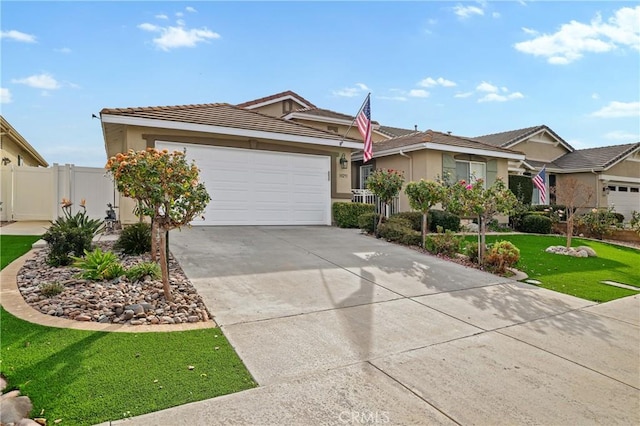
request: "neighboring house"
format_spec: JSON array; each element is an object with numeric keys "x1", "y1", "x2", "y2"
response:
[
  {"x1": 476, "y1": 125, "x2": 640, "y2": 220},
  {"x1": 100, "y1": 102, "x2": 362, "y2": 226},
  {"x1": 351, "y1": 130, "x2": 526, "y2": 213},
  {"x1": 0, "y1": 115, "x2": 49, "y2": 167}
]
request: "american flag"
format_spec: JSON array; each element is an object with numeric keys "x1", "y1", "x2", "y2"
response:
[
  {"x1": 356, "y1": 95, "x2": 372, "y2": 162},
  {"x1": 533, "y1": 165, "x2": 547, "y2": 204}
]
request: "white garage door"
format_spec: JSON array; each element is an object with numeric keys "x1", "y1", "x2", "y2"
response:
[
  {"x1": 607, "y1": 184, "x2": 640, "y2": 221},
  {"x1": 156, "y1": 142, "x2": 331, "y2": 225}
]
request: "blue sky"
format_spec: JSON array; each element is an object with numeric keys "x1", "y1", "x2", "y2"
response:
[{"x1": 2, "y1": 1, "x2": 639, "y2": 167}]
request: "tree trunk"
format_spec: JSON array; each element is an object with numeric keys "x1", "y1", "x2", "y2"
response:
[
  {"x1": 150, "y1": 219, "x2": 158, "y2": 262},
  {"x1": 566, "y1": 215, "x2": 573, "y2": 248},
  {"x1": 158, "y1": 226, "x2": 173, "y2": 301},
  {"x1": 479, "y1": 215, "x2": 486, "y2": 265},
  {"x1": 422, "y1": 212, "x2": 427, "y2": 248}
]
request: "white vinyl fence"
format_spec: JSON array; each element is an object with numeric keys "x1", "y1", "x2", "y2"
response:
[{"x1": 0, "y1": 164, "x2": 117, "y2": 222}]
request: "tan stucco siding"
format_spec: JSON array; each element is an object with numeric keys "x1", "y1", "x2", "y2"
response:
[
  {"x1": 289, "y1": 118, "x2": 386, "y2": 143},
  {"x1": 0, "y1": 137, "x2": 43, "y2": 167},
  {"x1": 555, "y1": 173, "x2": 599, "y2": 210},
  {"x1": 606, "y1": 159, "x2": 640, "y2": 178},
  {"x1": 248, "y1": 103, "x2": 286, "y2": 117},
  {"x1": 510, "y1": 136, "x2": 569, "y2": 162}
]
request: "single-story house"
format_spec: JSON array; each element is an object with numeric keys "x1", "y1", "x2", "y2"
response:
[
  {"x1": 0, "y1": 115, "x2": 49, "y2": 168},
  {"x1": 100, "y1": 102, "x2": 362, "y2": 226},
  {"x1": 350, "y1": 129, "x2": 526, "y2": 212},
  {"x1": 475, "y1": 125, "x2": 640, "y2": 220}
]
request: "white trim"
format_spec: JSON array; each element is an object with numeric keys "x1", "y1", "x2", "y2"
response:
[
  {"x1": 101, "y1": 114, "x2": 363, "y2": 149},
  {"x1": 528, "y1": 137, "x2": 559, "y2": 146},
  {"x1": 599, "y1": 174, "x2": 640, "y2": 184},
  {"x1": 627, "y1": 157, "x2": 640, "y2": 163},
  {"x1": 351, "y1": 142, "x2": 525, "y2": 161},
  {"x1": 244, "y1": 95, "x2": 312, "y2": 110},
  {"x1": 283, "y1": 111, "x2": 381, "y2": 131},
  {"x1": 505, "y1": 128, "x2": 574, "y2": 153},
  {"x1": 351, "y1": 143, "x2": 427, "y2": 160}
]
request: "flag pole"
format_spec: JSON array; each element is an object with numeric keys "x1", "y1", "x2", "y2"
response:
[{"x1": 339, "y1": 92, "x2": 371, "y2": 146}]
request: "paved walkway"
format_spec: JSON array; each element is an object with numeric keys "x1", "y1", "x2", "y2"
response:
[{"x1": 102, "y1": 226, "x2": 638, "y2": 425}]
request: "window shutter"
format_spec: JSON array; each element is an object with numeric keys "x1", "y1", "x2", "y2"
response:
[
  {"x1": 487, "y1": 159, "x2": 498, "y2": 185},
  {"x1": 442, "y1": 154, "x2": 456, "y2": 184}
]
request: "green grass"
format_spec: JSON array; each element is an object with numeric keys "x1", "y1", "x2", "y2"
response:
[
  {"x1": 0, "y1": 236, "x2": 256, "y2": 425},
  {"x1": 1, "y1": 235, "x2": 41, "y2": 269},
  {"x1": 469, "y1": 235, "x2": 640, "y2": 302}
]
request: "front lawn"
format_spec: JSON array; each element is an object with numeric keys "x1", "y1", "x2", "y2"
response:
[
  {"x1": 0, "y1": 236, "x2": 256, "y2": 425},
  {"x1": 470, "y1": 235, "x2": 640, "y2": 302}
]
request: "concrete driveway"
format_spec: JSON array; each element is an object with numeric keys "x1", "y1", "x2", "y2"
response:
[{"x1": 111, "y1": 226, "x2": 639, "y2": 425}]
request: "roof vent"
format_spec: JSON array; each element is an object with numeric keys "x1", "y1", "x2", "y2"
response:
[
  {"x1": 414, "y1": 125, "x2": 418, "y2": 131},
  {"x1": 447, "y1": 131, "x2": 452, "y2": 135}
]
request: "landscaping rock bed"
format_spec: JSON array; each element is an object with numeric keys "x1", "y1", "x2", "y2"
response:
[{"x1": 17, "y1": 242, "x2": 212, "y2": 325}]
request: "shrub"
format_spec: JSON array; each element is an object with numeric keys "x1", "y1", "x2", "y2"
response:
[
  {"x1": 72, "y1": 248, "x2": 125, "y2": 281},
  {"x1": 461, "y1": 241, "x2": 481, "y2": 264},
  {"x1": 485, "y1": 241, "x2": 520, "y2": 274},
  {"x1": 428, "y1": 210, "x2": 460, "y2": 232},
  {"x1": 630, "y1": 211, "x2": 640, "y2": 236},
  {"x1": 389, "y1": 211, "x2": 422, "y2": 231},
  {"x1": 126, "y1": 261, "x2": 161, "y2": 282},
  {"x1": 114, "y1": 222, "x2": 152, "y2": 255},
  {"x1": 358, "y1": 212, "x2": 384, "y2": 234},
  {"x1": 424, "y1": 227, "x2": 462, "y2": 257},
  {"x1": 39, "y1": 282, "x2": 65, "y2": 297},
  {"x1": 43, "y1": 199, "x2": 104, "y2": 266},
  {"x1": 332, "y1": 202, "x2": 375, "y2": 228},
  {"x1": 577, "y1": 208, "x2": 621, "y2": 240},
  {"x1": 519, "y1": 214, "x2": 552, "y2": 234}
]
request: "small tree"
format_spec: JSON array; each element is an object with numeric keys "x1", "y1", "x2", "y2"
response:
[
  {"x1": 405, "y1": 179, "x2": 444, "y2": 247},
  {"x1": 106, "y1": 148, "x2": 211, "y2": 301},
  {"x1": 552, "y1": 177, "x2": 594, "y2": 248},
  {"x1": 441, "y1": 178, "x2": 518, "y2": 263},
  {"x1": 366, "y1": 169, "x2": 405, "y2": 229}
]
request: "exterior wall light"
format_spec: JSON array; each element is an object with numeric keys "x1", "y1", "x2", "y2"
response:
[
  {"x1": 1, "y1": 157, "x2": 11, "y2": 165},
  {"x1": 339, "y1": 153, "x2": 348, "y2": 169}
]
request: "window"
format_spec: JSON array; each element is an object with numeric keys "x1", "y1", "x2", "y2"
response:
[
  {"x1": 608, "y1": 185, "x2": 617, "y2": 192},
  {"x1": 455, "y1": 160, "x2": 486, "y2": 185},
  {"x1": 17, "y1": 155, "x2": 23, "y2": 166},
  {"x1": 360, "y1": 165, "x2": 373, "y2": 189},
  {"x1": 619, "y1": 186, "x2": 628, "y2": 192},
  {"x1": 630, "y1": 187, "x2": 639, "y2": 193}
]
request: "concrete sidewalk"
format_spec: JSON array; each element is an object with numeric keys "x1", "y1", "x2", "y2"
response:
[{"x1": 96, "y1": 226, "x2": 639, "y2": 425}]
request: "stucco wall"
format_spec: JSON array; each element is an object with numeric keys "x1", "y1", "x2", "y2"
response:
[
  {"x1": 510, "y1": 134, "x2": 568, "y2": 162},
  {"x1": 0, "y1": 137, "x2": 43, "y2": 167},
  {"x1": 555, "y1": 173, "x2": 599, "y2": 211},
  {"x1": 606, "y1": 159, "x2": 640, "y2": 178}
]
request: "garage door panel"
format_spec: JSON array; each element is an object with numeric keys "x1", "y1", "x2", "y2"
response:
[{"x1": 156, "y1": 142, "x2": 330, "y2": 225}]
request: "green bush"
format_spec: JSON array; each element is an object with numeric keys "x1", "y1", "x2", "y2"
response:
[
  {"x1": 630, "y1": 211, "x2": 640, "y2": 236},
  {"x1": 577, "y1": 208, "x2": 621, "y2": 240},
  {"x1": 428, "y1": 210, "x2": 460, "y2": 232},
  {"x1": 39, "y1": 282, "x2": 65, "y2": 298},
  {"x1": 424, "y1": 227, "x2": 462, "y2": 257},
  {"x1": 485, "y1": 240, "x2": 520, "y2": 274},
  {"x1": 389, "y1": 212, "x2": 422, "y2": 231},
  {"x1": 126, "y1": 261, "x2": 161, "y2": 282},
  {"x1": 332, "y1": 202, "x2": 375, "y2": 228},
  {"x1": 114, "y1": 222, "x2": 152, "y2": 255},
  {"x1": 43, "y1": 201, "x2": 104, "y2": 266},
  {"x1": 72, "y1": 248, "x2": 124, "y2": 281},
  {"x1": 461, "y1": 241, "x2": 480, "y2": 264},
  {"x1": 519, "y1": 214, "x2": 552, "y2": 234},
  {"x1": 358, "y1": 212, "x2": 384, "y2": 234}
]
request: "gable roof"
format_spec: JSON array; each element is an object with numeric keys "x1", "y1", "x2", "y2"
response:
[
  {"x1": 0, "y1": 115, "x2": 49, "y2": 167},
  {"x1": 236, "y1": 90, "x2": 316, "y2": 110},
  {"x1": 378, "y1": 125, "x2": 417, "y2": 138},
  {"x1": 282, "y1": 106, "x2": 382, "y2": 126},
  {"x1": 352, "y1": 129, "x2": 525, "y2": 161},
  {"x1": 551, "y1": 142, "x2": 640, "y2": 171},
  {"x1": 100, "y1": 103, "x2": 362, "y2": 148},
  {"x1": 475, "y1": 125, "x2": 574, "y2": 152}
]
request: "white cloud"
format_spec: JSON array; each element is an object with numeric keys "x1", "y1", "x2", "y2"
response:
[
  {"x1": 54, "y1": 47, "x2": 72, "y2": 54},
  {"x1": 409, "y1": 89, "x2": 430, "y2": 98},
  {"x1": 514, "y1": 6, "x2": 640, "y2": 64},
  {"x1": 12, "y1": 73, "x2": 61, "y2": 90},
  {"x1": 1, "y1": 88, "x2": 12, "y2": 103},
  {"x1": 186, "y1": 6, "x2": 197, "y2": 13},
  {"x1": 454, "y1": 91, "x2": 474, "y2": 98},
  {"x1": 155, "y1": 14, "x2": 168, "y2": 20},
  {"x1": 591, "y1": 101, "x2": 640, "y2": 118},
  {"x1": 176, "y1": 12, "x2": 184, "y2": 17},
  {"x1": 453, "y1": 5, "x2": 484, "y2": 19},
  {"x1": 419, "y1": 77, "x2": 456, "y2": 88},
  {"x1": 492, "y1": 12, "x2": 501, "y2": 19},
  {"x1": 522, "y1": 27, "x2": 538, "y2": 36},
  {"x1": 138, "y1": 21, "x2": 221, "y2": 51},
  {"x1": 332, "y1": 84, "x2": 369, "y2": 98},
  {"x1": 476, "y1": 81, "x2": 498, "y2": 93},
  {"x1": 591, "y1": 93, "x2": 600, "y2": 100},
  {"x1": 478, "y1": 92, "x2": 524, "y2": 103},
  {"x1": 0, "y1": 30, "x2": 37, "y2": 43},
  {"x1": 378, "y1": 96, "x2": 408, "y2": 102},
  {"x1": 604, "y1": 130, "x2": 639, "y2": 141}
]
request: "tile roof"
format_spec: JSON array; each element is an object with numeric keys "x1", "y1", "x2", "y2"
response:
[
  {"x1": 372, "y1": 130, "x2": 522, "y2": 155},
  {"x1": 474, "y1": 125, "x2": 573, "y2": 151},
  {"x1": 552, "y1": 142, "x2": 640, "y2": 170},
  {"x1": 100, "y1": 103, "x2": 358, "y2": 142},
  {"x1": 377, "y1": 125, "x2": 417, "y2": 138},
  {"x1": 286, "y1": 107, "x2": 381, "y2": 126},
  {"x1": 236, "y1": 90, "x2": 316, "y2": 109}
]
